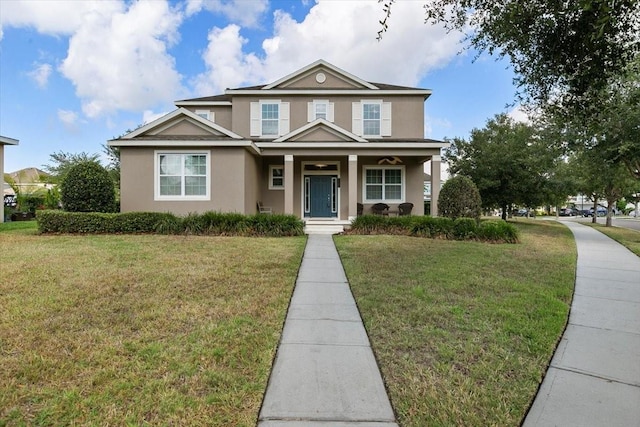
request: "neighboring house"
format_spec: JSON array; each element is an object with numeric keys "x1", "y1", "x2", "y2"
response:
[
  {"x1": 8, "y1": 167, "x2": 53, "y2": 194},
  {"x1": 109, "y1": 60, "x2": 447, "y2": 228},
  {"x1": 1, "y1": 135, "x2": 19, "y2": 223}
]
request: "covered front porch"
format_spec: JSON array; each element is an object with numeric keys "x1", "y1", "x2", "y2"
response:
[{"x1": 255, "y1": 144, "x2": 445, "y2": 222}]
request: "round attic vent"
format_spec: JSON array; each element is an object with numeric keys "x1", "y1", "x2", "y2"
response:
[{"x1": 315, "y1": 72, "x2": 326, "y2": 84}]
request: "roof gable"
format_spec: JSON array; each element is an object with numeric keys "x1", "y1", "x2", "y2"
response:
[
  {"x1": 274, "y1": 119, "x2": 367, "y2": 143},
  {"x1": 263, "y1": 59, "x2": 378, "y2": 90},
  {"x1": 122, "y1": 108, "x2": 241, "y2": 139}
]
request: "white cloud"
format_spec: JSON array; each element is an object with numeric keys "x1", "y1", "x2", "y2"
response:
[
  {"x1": 57, "y1": 109, "x2": 79, "y2": 130},
  {"x1": 193, "y1": 0, "x2": 464, "y2": 96},
  {"x1": 0, "y1": 0, "x2": 124, "y2": 38},
  {"x1": 185, "y1": 0, "x2": 268, "y2": 28},
  {"x1": 59, "y1": 0, "x2": 184, "y2": 118},
  {"x1": 28, "y1": 63, "x2": 52, "y2": 88},
  {"x1": 142, "y1": 109, "x2": 170, "y2": 125},
  {"x1": 507, "y1": 105, "x2": 533, "y2": 123}
]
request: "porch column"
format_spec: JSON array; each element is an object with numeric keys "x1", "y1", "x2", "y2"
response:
[
  {"x1": 430, "y1": 154, "x2": 441, "y2": 216},
  {"x1": 284, "y1": 155, "x2": 294, "y2": 215},
  {"x1": 348, "y1": 155, "x2": 358, "y2": 220}
]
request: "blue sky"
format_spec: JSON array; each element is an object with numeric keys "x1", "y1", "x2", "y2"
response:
[{"x1": 0, "y1": 0, "x2": 521, "y2": 174}]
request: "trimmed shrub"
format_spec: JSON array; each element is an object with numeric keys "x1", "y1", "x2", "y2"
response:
[
  {"x1": 60, "y1": 161, "x2": 116, "y2": 213},
  {"x1": 452, "y1": 217, "x2": 478, "y2": 240},
  {"x1": 36, "y1": 210, "x2": 304, "y2": 237},
  {"x1": 477, "y1": 220, "x2": 520, "y2": 243},
  {"x1": 410, "y1": 216, "x2": 454, "y2": 239},
  {"x1": 438, "y1": 175, "x2": 482, "y2": 220}
]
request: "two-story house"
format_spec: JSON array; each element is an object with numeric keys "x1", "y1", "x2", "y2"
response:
[{"x1": 109, "y1": 60, "x2": 447, "y2": 231}]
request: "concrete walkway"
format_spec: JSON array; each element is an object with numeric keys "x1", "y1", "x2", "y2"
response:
[
  {"x1": 524, "y1": 221, "x2": 640, "y2": 427},
  {"x1": 258, "y1": 234, "x2": 397, "y2": 426}
]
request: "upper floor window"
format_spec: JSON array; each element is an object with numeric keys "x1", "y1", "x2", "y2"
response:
[
  {"x1": 352, "y1": 100, "x2": 392, "y2": 137},
  {"x1": 155, "y1": 151, "x2": 209, "y2": 201},
  {"x1": 251, "y1": 100, "x2": 290, "y2": 137},
  {"x1": 307, "y1": 100, "x2": 334, "y2": 122},
  {"x1": 195, "y1": 109, "x2": 212, "y2": 121}
]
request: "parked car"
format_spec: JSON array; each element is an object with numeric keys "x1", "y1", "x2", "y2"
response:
[
  {"x1": 588, "y1": 207, "x2": 608, "y2": 216},
  {"x1": 559, "y1": 208, "x2": 579, "y2": 216}
]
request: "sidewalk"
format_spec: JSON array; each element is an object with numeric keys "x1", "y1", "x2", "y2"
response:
[
  {"x1": 257, "y1": 234, "x2": 398, "y2": 427},
  {"x1": 523, "y1": 221, "x2": 640, "y2": 427}
]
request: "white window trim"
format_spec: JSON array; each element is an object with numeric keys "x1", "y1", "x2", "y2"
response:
[
  {"x1": 154, "y1": 150, "x2": 210, "y2": 201},
  {"x1": 308, "y1": 100, "x2": 334, "y2": 122},
  {"x1": 251, "y1": 100, "x2": 290, "y2": 138},
  {"x1": 362, "y1": 165, "x2": 405, "y2": 203},
  {"x1": 269, "y1": 165, "x2": 284, "y2": 190},
  {"x1": 195, "y1": 109, "x2": 214, "y2": 121},
  {"x1": 362, "y1": 100, "x2": 382, "y2": 137},
  {"x1": 353, "y1": 100, "x2": 391, "y2": 137}
]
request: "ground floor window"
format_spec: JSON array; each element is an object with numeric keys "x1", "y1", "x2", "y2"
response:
[
  {"x1": 269, "y1": 165, "x2": 284, "y2": 189},
  {"x1": 364, "y1": 166, "x2": 404, "y2": 202},
  {"x1": 155, "y1": 152, "x2": 209, "y2": 200}
]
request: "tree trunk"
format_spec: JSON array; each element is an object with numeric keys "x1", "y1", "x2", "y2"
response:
[
  {"x1": 606, "y1": 196, "x2": 616, "y2": 227},
  {"x1": 592, "y1": 199, "x2": 598, "y2": 224},
  {"x1": 501, "y1": 204, "x2": 508, "y2": 221}
]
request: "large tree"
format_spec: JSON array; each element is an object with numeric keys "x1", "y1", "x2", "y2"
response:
[
  {"x1": 379, "y1": 1, "x2": 639, "y2": 118},
  {"x1": 444, "y1": 114, "x2": 558, "y2": 220},
  {"x1": 43, "y1": 151, "x2": 100, "y2": 184}
]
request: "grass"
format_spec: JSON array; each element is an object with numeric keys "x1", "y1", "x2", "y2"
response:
[
  {"x1": 0, "y1": 222, "x2": 306, "y2": 426},
  {"x1": 585, "y1": 222, "x2": 640, "y2": 256},
  {"x1": 334, "y1": 220, "x2": 576, "y2": 426}
]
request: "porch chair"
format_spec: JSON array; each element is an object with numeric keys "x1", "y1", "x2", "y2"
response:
[
  {"x1": 371, "y1": 203, "x2": 390, "y2": 216},
  {"x1": 398, "y1": 202, "x2": 414, "y2": 216},
  {"x1": 257, "y1": 201, "x2": 272, "y2": 214},
  {"x1": 357, "y1": 203, "x2": 364, "y2": 217}
]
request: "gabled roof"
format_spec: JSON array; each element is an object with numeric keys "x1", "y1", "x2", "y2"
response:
[
  {"x1": 263, "y1": 59, "x2": 378, "y2": 90},
  {"x1": 119, "y1": 108, "x2": 242, "y2": 140},
  {"x1": 273, "y1": 119, "x2": 367, "y2": 143}
]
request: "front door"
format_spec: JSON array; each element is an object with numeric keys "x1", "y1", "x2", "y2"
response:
[{"x1": 306, "y1": 175, "x2": 338, "y2": 218}]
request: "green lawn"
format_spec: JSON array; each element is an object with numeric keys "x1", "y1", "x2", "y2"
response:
[
  {"x1": 1, "y1": 220, "x2": 577, "y2": 426},
  {"x1": 335, "y1": 220, "x2": 576, "y2": 426},
  {"x1": 0, "y1": 223, "x2": 306, "y2": 426},
  {"x1": 586, "y1": 222, "x2": 640, "y2": 256}
]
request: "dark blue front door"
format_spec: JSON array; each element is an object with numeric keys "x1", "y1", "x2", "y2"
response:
[{"x1": 308, "y1": 175, "x2": 337, "y2": 217}]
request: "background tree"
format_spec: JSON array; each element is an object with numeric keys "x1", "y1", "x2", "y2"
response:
[
  {"x1": 444, "y1": 114, "x2": 554, "y2": 220},
  {"x1": 438, "y1": 175, "x2": 482, "y2": 220},
  {"x1": 102, "y1": 143, "x2": 121, "y2": 190},
  {"x1": 43, "y1": 151, "x2": 100, "y2": 184},
  {"x1": 60, "y1": 161, "x2": 115, "y2": 213}
]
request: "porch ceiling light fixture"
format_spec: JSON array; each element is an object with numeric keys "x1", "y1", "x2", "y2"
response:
[
  {"x1": 314, "y1": 163, "x2": 328, "y2": 168},
  {"x1": 378, "y1": 156, "x2": 403, "y2": 165}
]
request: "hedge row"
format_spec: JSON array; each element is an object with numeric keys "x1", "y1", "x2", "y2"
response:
[
  {"x1": 349, "y1": 215, "x2": 519, "y2": 243},
  {"x1": 37, "y1": 210, "x2": 304, "y2": 237}
]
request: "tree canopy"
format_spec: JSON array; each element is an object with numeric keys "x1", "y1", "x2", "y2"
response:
[
  {"x1": 444, "y1": 114, "x2": 561, "y2": 219},
  {"x1": 379, "y1": 0, "x2": 640, "y2": 117}
]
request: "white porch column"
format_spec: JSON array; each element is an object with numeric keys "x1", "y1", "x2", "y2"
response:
[
  {"x1": 284, "y1": 155, "x2": 294, "y2": 215},
  {"x1": 348, "y1": 154, "x2": 358, "y2": 220},
  {"x1": 430, "y1": 154, "x2": 441, "y2": 216}
]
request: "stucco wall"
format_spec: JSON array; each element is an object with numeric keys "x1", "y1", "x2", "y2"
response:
[
  {"x1": 119, "y1": 147, "x2": 254, "y2": 215},
  {"x1": 231, "y1": 95, "x2": 425, "y2": 140}
]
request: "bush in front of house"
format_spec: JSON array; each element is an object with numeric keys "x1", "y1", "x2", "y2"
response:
[
  {"x1": 37, "y1": 210, "x2": 304, "y2": 237},
  {"x1": 438, "y1": 175, "x2": 482, "y2": 221},
  {"x1": 349, "y1": 215, "x2": 518, "y2": 243},
  {"x1": 60, "y1": 161, "x2": 116, "y2": 213}
]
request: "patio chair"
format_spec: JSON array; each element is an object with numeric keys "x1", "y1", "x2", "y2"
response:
[
  {"x1": 371, "y1": 203, "x2": 389, "y2": 216},
  {"x1": 257, "y1": 201, "x2": 272, "y2": 214},
  {"x1": 398, "y1": 202, "x2": 414, "y2": 216},
  {"x1": 357, "y1": 203, "x2": 363, "y2": 216}
]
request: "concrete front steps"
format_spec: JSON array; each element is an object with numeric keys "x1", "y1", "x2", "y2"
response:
[{"x1": 303, "y1": 219, "x2": 351, "y2": 235}]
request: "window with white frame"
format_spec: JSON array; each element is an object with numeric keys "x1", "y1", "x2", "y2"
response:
[
  {"x1": 269, "y1": 165, "x2": 284, "y2": 189},
  {"x1": 261, "y1": 102, "x2": 279, "y2": 136},
  {"x1": 156, "y1": 152, "x2": 209, "y2": 200},
  {"x1": 352, "y1": 100, "x2": 391, "y2": 137},
  {"x1": 363, "y1": 102, "x2": 381, "y2": 136},
  {"x1": 307, "y1": 100, "x2": 334, "y2": 122},
  {"x1": 364, "y1": 166, "x2": 404, "y2": 202},
  {"x1": 195, "y1": 109, "x2": 212, "y2": 121},
  {"x1": 251, "y1": 100, "x2": 290, "y2": 137}
]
